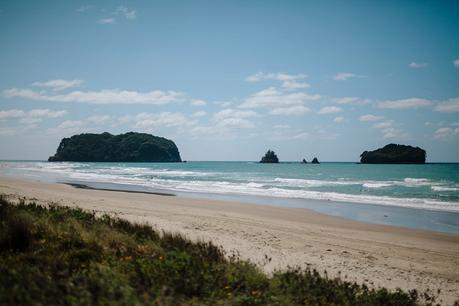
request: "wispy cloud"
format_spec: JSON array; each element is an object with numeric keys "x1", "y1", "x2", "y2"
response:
[
  {"x1": 409, "y1": 62, "x2": 428, "y2": 69},
  {"x1": 317, "y1": 106, "x2": 342, "y2": 114},
  {"x1": 190, "y1": 99, "x2": 207, "y2": 106},
  {"x1": 332, "y1": 97, "x2": 371, "y2": 105},
  {"x1": 378, "y1": 98, "x2": 432, "y2": 109},
  {"x1": 434, "y1": 127, "x2": 459, "y2": 139},
  {"x1": 453, "y1": 59, "x2": 459, "y2": 68},
  {"x1": 32, "y1": 79, "x2": 83, "y2": 91},
  {"x1": 333, "y1": 72, "x2": 365, "y2": 81},
  {"x1": 98, "y1": 17, "x2": 115, "y2": 24},
  {"x1": 333, "y1": 116, "x2": 345, "y2": 123},
  {"x1": 270, "y1": 105, "x2": 310, "y2": 116},
  {"x1": 114, "y1": 6, "x2": 136, "y2": 20},
  {"x1": 371, "y1": 120, "x2": 407, "y2": 139},
  {"x1": 434, "y1": 97, "x2": 459, "y2": 113},
  {"x1": 98, "y1": 6, "x2": 136, "y2": 24},
  {"x1": 359, "y1": 114, "x2": 384, "y2": 122},
  {"x1": 246, "y1": 72, "x2": 310, "y2": 89},
  {"x1": 4, "y1": 87, "x2": 184, "y2": 105},
  {"x1": 240, "y1": 87, "x2": 320, "y2": 110},
  {"x1": 0, "y1": 109, "x2": 66, "y2": 120},
  {"x1": 213, "y1": 109, "x2": 258, "y2": 128}
]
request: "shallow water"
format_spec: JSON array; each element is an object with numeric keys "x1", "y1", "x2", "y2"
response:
[{"x1": 2, "y1": 161, "x2": 459, "y2": 234}]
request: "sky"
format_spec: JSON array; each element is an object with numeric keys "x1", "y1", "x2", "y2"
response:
[{"x1": 0, "y1": 0, "x2": 458, "y2": 162}]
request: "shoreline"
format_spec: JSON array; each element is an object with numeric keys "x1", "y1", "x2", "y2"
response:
[{"x1": 0, "y1": 176, "x2": 458, "y2": 304}]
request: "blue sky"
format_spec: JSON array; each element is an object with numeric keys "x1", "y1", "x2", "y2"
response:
[{"x1": 0, "y1": 0, "x2": 458, "y2": 161}]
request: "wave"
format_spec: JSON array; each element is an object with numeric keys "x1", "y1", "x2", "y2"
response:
[
  {"x1": 3, "y1": 162, "x2": 459, "y2": 213},
  {"x1": 431, "y1": 186, "x2": 459, "y2": 192}
]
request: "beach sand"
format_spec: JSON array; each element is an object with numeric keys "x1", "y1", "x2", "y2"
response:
[{"x1": 1, "y1": 176, "x2": 458, "y2": 304}]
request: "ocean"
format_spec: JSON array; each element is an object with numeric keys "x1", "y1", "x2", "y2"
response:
[{"x1": 1, "y1": 161, "x2": 459, "y2": 234}]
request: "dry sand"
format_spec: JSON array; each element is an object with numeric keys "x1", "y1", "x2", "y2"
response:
[{"x1": 1, "y1": 176, "x2": 458, "y2": 304}]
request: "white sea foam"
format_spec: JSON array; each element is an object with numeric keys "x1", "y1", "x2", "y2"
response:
[
  {"x1": 362, "y1": 182, "x2": 393, "y2": 188},
  {"x1": 2, "y1": 162, "x2": 458, "y2": 213},
  {"x1": 431, "y1": 186, "x2": 459, "y2": 192}
]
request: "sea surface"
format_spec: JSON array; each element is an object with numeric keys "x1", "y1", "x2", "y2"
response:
[{"x1": 1, "y1": 161, "x2": 459, "y2": 234}]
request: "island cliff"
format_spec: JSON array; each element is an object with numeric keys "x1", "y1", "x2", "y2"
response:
[
  {"x1": 48, "y1": 132, "x2": 182, "y2": 162},
  {"x1": 360, "y1": 144, "x2": 426, "y2": 164}
]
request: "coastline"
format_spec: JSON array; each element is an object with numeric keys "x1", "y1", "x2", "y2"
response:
[{"x1": 1, "y1": 176, "x2": 458, "y2": 304}]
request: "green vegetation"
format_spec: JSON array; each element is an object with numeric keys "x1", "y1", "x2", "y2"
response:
[
  {"x1": 260, "y1": 150, "x2": 279, "y2": 163},
  {"x1": 360, "y1": 144, "x2": 426, "y2": 164},
  {"x1": 48, "y1": 132, "x2": 182, "y2": 162},
  {"x1": 0, "y1": 196, "x2": 439, "y2": 305}
]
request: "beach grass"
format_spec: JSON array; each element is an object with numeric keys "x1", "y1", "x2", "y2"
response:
[{"x1": 0, "y1": 195, "x2": 440, "y2": 305}]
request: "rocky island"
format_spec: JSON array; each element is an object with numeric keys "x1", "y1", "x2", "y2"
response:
[
  {"x1": 48, "y1": 132, "x2": 182, "y2": 162},
  {"x1": 360, "y1": 143, "x2": 426, "y2": 164},
  {"x1": 260, "y1": 150, "x2": 279, "y2": 163},
  {"x1": 311, "y1": 157, "x2": 320, "y2": 164}
]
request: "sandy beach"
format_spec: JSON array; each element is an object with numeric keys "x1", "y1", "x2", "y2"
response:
[{"x1": 1, "y1": 176, "x2": 458, "y2": 304}]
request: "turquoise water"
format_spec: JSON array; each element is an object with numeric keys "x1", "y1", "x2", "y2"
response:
[
  {"x1": 1, "y1": 161, "x2": 459, "y2": 233},
  {"x1": 2, "y1": 161, "x2": 458, "y2": 211}
]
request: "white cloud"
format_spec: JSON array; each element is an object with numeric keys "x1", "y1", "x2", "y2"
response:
[
  {"x1": 87, "y1": 115, "x2": 111, "y2": 125},
  {"x1": 246, "y1": 72, "x2": 310, "y2": 89},
  {"x1": 213, "y1": 109, "x2": 258, "y2": 129},
  {"x1": 4, "y1": 88, "x2": 184, "y2": 105},
  {"x1": 19, "y1": 117, "x2": 42, "y2": 125},
  {"x1": 47, "y1": 120, "x2": 86, "y2": 135},
  {"x1": 370, "y1": 120, "x2": 406, "y2": 139},
  {"x1": 453, "y1": 59, "x2": 459, "y2": 68},
  {"x1": 372, "y1": 120, "x2": 394, "y2": 129},
  {"x1": 28, "y1": 109, "x2": 67, "y2": 118},
  {"x1": 0, "y1": 109, "x2": 25, "y2": 119},
  {"x1": 317, "y1": 106, "x2": 342, "y2": 114},
  {"x1": 270, "y1": 105, "x2": 310, "y2": 116},
  {"x1": 409, "y1": 62, "x2": 428, "y2": 69},
  {"x1": 192, "y1": 111, "x2": 207, "y2": 117},
  {"x1": 32, "y1": 79, "x2": 83, "y2": 91},
  {"x1": 127, "y1": 112, "x2": 195, "y2": 129},
  {"x1": 240, "y1": 87, "x2": 320, "y2": 109},
  {"x1": 332, "y1": 97, "x2": 371, "y2": 105},
  {"x1": 190, "y1": 99, "x2": 207, "y2": 106},
  {"x1": 378, "y1": 98, "x2": 432, "y2": 109},
  {"x1": 99, "y1": 18, "x2": 115, "y2": 24},
  {"x1": 0, "y1": 109, "x2": 66, "y2": 120},
  {"x1": 359, "y1": 114, "x2": 384, "y2": 122},
  {"x1": 273, "y1": 124, "x2": 290, "y2": 129},
  {"x1": 333, "y1": 72, "x2": 365, "y2": 81},
  {"x1": 433, "y1": 97, "x2": 459, "y2": 113},
  {"x1": 434, "y1": 127, "x2": 459, "y2": 139},
  {"x1": 333, "y1": 116, "x2": 344, "y2": 123},
  {"x1": 114, "y1": 6, "x2": 136, "y2": 19}
]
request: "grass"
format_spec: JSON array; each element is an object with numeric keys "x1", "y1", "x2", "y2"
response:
[{"x1": 0, "y1": 195, "x2": 444, "y2": 305}]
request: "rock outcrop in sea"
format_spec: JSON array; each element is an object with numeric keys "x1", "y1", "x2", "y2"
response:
[
  {"x1": 360, "y1": 143, "x2": 426, "y2": 164},
  {"x1": 311, "y1": 157, "x2": 320, "y2": 164},
  {"x1": 260, "y1": 150, "x2": 279, "y2": 163},
  {"x1": 48, "y1": 132, "x2": 182, "y2": 162}
]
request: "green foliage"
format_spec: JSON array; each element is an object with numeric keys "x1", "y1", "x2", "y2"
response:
[
  {"x1": 0, "y1": 196, "x2": 441, "y2": 305},
  {"x1": 260, "y1": 150, "x2": 279, "y2": 163},
  {"x1": 360, "y1": 144, "x2": 426, "y2": 164},
  {"x1": 48, "y1": 132, "x2": 182, "y2": 162}
]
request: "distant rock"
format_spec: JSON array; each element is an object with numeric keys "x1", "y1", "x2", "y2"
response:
[
  {"x1": 302, "y1": 158, "x2": 307, "y2": 164},
  {"x1": 360, "y1": 143, "x2": 426, "y2": 164},
  {"x1": 48, "y1": 132, "x2": 182, "y2": 162},
  {"x1": 311, "y1": 157, "x2": 320, "y2": 164},
  {"x1": 260, "y1": 150, "x2": 279, "y2": 163}
]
